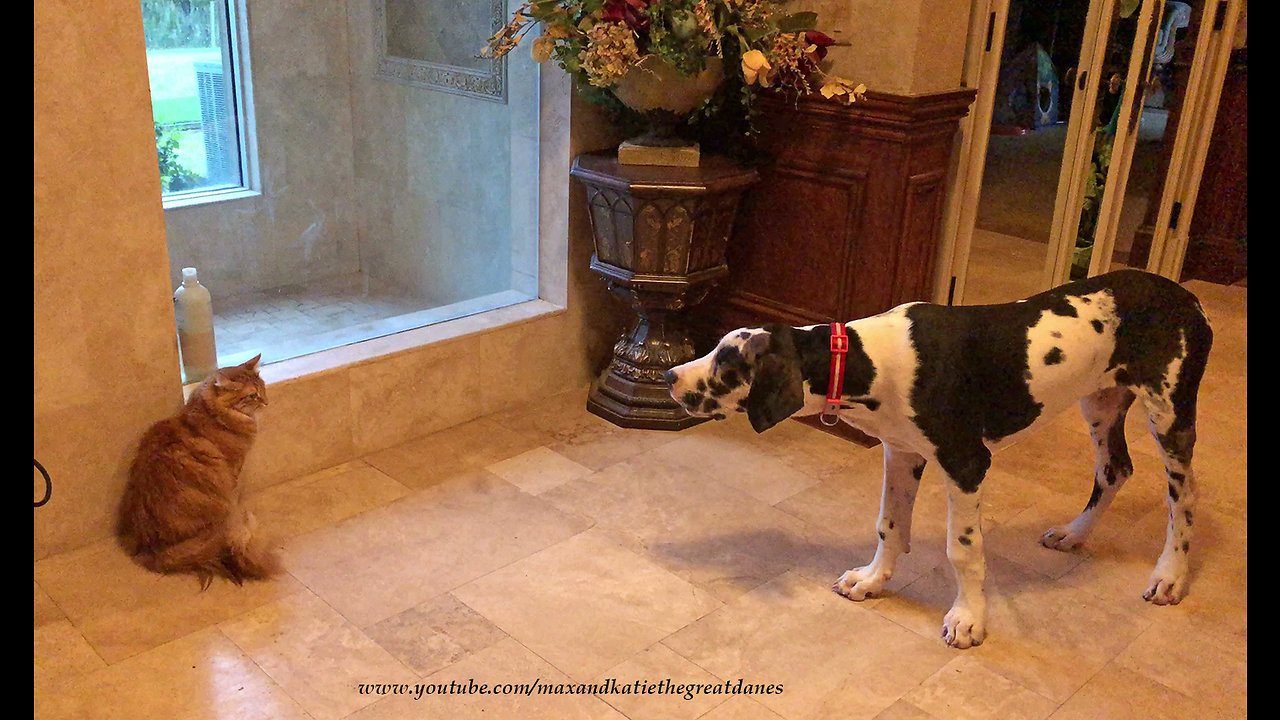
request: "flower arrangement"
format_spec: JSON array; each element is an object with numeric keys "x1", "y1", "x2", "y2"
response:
[{"x1": 482, "y1": 0, "x2": 865, "y2": 147}]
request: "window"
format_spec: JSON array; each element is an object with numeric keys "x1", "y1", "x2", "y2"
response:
[{"x1": 141, "y1": 0, "x2": 253, "y2": 204}]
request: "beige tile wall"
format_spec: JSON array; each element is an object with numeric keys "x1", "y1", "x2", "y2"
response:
[{"x1": 35, "y1": 0, "x2": 186, "y2": 559}]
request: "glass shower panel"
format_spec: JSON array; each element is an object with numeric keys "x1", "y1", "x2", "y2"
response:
[{"x1": 153, "y1": 0, "x2": 542, "y2": 371}]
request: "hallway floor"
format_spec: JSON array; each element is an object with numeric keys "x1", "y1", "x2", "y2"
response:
[{"x1": 34, "y1": 280, "x2": 1246, "y2": 720}]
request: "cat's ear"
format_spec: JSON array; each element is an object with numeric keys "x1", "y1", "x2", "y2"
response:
[{"x1": 242, "y1": 354, "x2": 262, "y2": 373}]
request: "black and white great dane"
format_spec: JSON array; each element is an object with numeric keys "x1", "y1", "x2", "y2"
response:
[{"x1": 665, "y1": 269, "x2": 1213, "y2": 648}]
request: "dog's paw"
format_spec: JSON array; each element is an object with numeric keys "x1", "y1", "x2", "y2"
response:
[
  {"x1": 1143, "y1": 566, "x2": 1188, "y2": 605},
  {"x1": 832, "y1": 565, "x2": 891, "y2": 601},
  {"x1": 1039, "y1": 525, "x2": 1087, "y2": 552},
  {"x1": 941, "y1": 606, "x2": 987, "y2": 649}
]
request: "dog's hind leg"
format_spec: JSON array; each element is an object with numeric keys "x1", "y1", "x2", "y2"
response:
[
  {"x1": 1140, "y1": 321, "x2": 1210, "y2": 605},
  {"x1": 834, "y1": 444, "x2": 925, "y2": 601},
  {"x1": 1139, "y1": 392, "x2": 1202, "y2": 605},
  {"x1": 1041, "y1": 386, "x2": 1137, "y2": 551}
]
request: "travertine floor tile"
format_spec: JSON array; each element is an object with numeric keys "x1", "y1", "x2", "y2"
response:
[
  {"x1": 658, "y1": 432, "x2": 820, "y2": 505},
  {"x1": 219, "y1": 589, "x2": 416, "y2": 720},
  {"x1": 33, "y1": 619, "x2": 105, "y2": 689},
  {"x1": 363, "y1": 592, "x2": 509, "y2": 677},
  {"x1": 454, "y1": 528, "x2": 721, "y2": 682},
  {"x1": 247, "y1": 459, "x2": 411, "y2": 540},
  {"x1": 33, "y1": 627, "x2": 311, "y2": 720},
  {"x1": 363, "y1": 415, "x2": 551, "y2": 489},
  {"x1": 540, "y1": 449, "x2": 843, "y2": 602},
  {"x1": 34, "y1": 580, "x2": 63, "y2": 626},
  {"x1": 664, "y1": 572, "x2": 953, "y2": 720},
  {"x1": 485, "y1": 446, "x2": 594, "y2": 495},
  {"x1": 283, "y1": 470, "x2": 591, "y2": 627},
  {"x1": 902, "y1": 656, "x2": 1057, "y2": 720},
  {"x1": 1048, "y1": 663, "x2": 1235, "y2": 720},
  {"x1": 1115, "y1": 614, "x2": 1248, "y2": 718},
  {"x1": 33, "y1": 538, "x2": 302, "y2": 663}
]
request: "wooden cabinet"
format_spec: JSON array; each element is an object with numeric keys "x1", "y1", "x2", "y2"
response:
[{"x1": 697, "y1": 89, "x2": 977, "y2": 343}]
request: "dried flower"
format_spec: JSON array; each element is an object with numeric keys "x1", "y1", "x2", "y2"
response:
[{"x1": 580, "y1": 22, "x2": 642, "y2": 88}]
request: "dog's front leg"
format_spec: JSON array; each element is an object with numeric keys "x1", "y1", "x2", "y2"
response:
[
  {"x1": 938, "y1": 445, "x2": 991, "y2": 649},
  {"x1": 834, "y1": 444, "x2": 925, "y2": 601}
]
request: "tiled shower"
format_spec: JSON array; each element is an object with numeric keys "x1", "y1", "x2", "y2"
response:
[{"x1": 156, "y1": 0, "x2": 541, "y2": 368}]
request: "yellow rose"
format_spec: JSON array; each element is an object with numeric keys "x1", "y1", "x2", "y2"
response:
[{"x1": 741, "y1": 49, "x2": 772, "y2": 87}]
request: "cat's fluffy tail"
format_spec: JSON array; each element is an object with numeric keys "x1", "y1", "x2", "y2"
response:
[{"x1": 132, "y1": 527, "x2": 281, "y2": 590}]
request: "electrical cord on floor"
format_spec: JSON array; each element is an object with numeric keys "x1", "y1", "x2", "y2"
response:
[{"x1": 35, "y1": 459, "x2": 51, "y2": 508}]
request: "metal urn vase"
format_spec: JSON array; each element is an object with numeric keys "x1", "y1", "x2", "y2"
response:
[{"x1": 571, "y1": 151, "x2": 758, "y2": 429}]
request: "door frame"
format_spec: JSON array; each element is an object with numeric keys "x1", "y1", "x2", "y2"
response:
[
  {"x1": 939, "y1": 0, "x2": 1243, "y2": 304},
  {"x1": 1144, "y1": 0, "x2": 1243, "y2": 279}
]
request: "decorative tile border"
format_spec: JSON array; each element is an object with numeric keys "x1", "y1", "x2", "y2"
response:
[{"x1": 373, "y1": 0, "x2": 508, "y2": 103}]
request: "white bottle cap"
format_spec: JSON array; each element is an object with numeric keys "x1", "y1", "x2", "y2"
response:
[{"x1": 182, "y1": 267, "x2": 199, "y2": 285}]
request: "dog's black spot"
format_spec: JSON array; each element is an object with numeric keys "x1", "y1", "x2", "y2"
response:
[
  {"x1": 1085, "y1": 480, "x2": 1104, "y2": 510},
  {"x1": 707, "y1": 379, "x2": 731, "y2": 397},
  {"x1": 1049, "y1": 297, "x2": 1078, "y2": 317},
  {"x1": 888, "y1": 520, "x2": 895, "y2": 530},
  {"x1": 1170, "y1": 471, "x2": 1185, "y2": 483},
  {"x1": 1081, "y1": 296, "x2": 1092, "y2": 304},
  {"x1": 1158, "y1": 428, "x2": 1196, "y2": 467},
  {"x1": 878, "y1": 531, "x2": 885, "y2": 540},
  {"x1": 682, "y1": 392, "x2": 703, "y2": 408},
  {"x1": 964, "y1": 526, "x2": 973, "y2": 535},
  {"x1": 1168, "y1": 482, "x2": 1180, "y2": 502},
  {"x1": 1044, "y1": 347, "x2": 1065, "y2": 365},
  {"x1": 1114, "y1": 368, "x2": 1132, "y2": 385},
  {"x1": 1182, "y1": 540, "x2": 1190, "y2": 553},
  {"x1": 702, "y1": 398, "x2": 720, "y2": 413},
  {"x1": 1091, "y1": 319, "x2": 1104, "y2": 333},
  {"x1": 738, "y1": 331, "x2": 751, "y2": 340},
  {"x1": 1184, "y1": 510, "x2": 1193, "y2": 526},
  {"x1": 912, "y1": 463, "x2": 926, "y2": 480},
  {"x1": 958, "y1": 535, "x2": 972, "y2": 546},
  {"x1": 1051, "y1": 331, "x2": 1063, "y2": 339},
  {"x1": 696, "y1": 379, "x2": 706, "y2": 392},
  {"x1": 905, "y1": 298, "x2": 1045, "y2": 473},
  {"x1": 720, "y1": 369, "x2": 741, "y2": 389}
]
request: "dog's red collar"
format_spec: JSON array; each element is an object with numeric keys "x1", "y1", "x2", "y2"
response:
[{"x1": 821, "y1": 322, "x2": 848, "y2": 426}]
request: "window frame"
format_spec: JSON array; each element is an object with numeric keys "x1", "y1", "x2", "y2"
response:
[{"x1": 148, "y1": 0, "x2": 260, "y2": 210}]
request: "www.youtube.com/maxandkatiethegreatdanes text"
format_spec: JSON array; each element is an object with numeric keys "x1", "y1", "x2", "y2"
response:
[{"x1": 358, "y1": 677, "x2": 784, "y2": 702}]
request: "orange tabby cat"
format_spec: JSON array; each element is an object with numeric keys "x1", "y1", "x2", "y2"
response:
[{"x1": 117, "y1": 355, "x2": 280, "y2": 588}]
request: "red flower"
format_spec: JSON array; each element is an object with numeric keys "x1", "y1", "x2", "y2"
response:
[
  {"x1": 602, "y1": 0, "x2": 651, "y2": 32},
  {"x1": 804, "y1": 30, "x2": 836, "y2": 62}
]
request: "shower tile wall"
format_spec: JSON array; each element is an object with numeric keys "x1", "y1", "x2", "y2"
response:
[{"x1": 163, "y1": 0, "x2": 361, "y2": 301}]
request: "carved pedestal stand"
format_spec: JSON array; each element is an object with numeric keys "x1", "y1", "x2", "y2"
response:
[{"x1": 571, "y1": 152, "x2": 759, "y2": 430}]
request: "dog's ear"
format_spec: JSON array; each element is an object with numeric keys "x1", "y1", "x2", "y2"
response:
[{"x1": 744, "y1": 330, "x2": 805, "y2": 433}]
